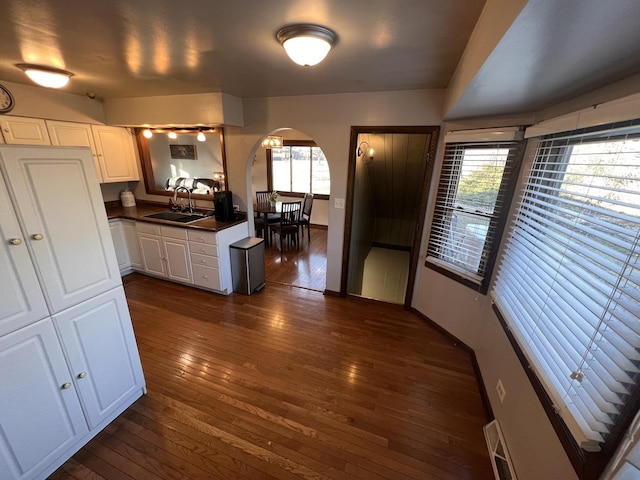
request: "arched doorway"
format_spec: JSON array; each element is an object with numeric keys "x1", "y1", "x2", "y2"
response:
[{"x1": 247, "y1": 128, "x2": 330, "y2": 292}]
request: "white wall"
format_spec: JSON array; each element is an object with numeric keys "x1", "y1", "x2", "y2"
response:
[{"x1": 223, "y1": 89, "x2": 445, "y2": 294}]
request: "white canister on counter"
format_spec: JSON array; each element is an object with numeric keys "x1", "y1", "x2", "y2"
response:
[{"x1": 120, "y1": 189, "x2": 136, "y2": 207}]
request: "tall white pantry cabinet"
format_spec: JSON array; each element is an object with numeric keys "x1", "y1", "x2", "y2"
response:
[{"x1": 0, "y1": 145, "x2": 146, "y2": 480}]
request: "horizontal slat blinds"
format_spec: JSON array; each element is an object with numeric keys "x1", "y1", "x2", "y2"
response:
[
  {"x1": 426, "y1": 140, "x2": 523, "y2": 288},
  {"x1": 493, "y1": 120, "x2": 640, "y2": 450}
]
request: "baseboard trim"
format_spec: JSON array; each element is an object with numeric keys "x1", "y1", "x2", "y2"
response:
[{"x1": 323, "y1": 289, "x2": 341, "y2": 297}]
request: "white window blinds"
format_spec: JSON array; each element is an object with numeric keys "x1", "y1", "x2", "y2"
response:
[
  {"x1": 493, "y1": 121, "x2": 640, "y2": 451},
  {"x1": 426, "y1": 140, "x2": 523, "y2": 290}
]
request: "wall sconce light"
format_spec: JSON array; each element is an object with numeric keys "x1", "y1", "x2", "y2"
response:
[
  {"x1": 16, "y1": 63, "x2": 74, "y2": 89},
  {"x1": 276, "y1": 24, "x2": 337, "y2": 67},
  {"x1": 357, "y1": 141, "x2": 375, "y2": 163},
  {"x1": 262, "y1": 135, "x2": 283, "y2": 149}
]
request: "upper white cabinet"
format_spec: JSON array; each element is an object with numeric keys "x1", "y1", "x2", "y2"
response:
[
  {"x1": 0, "y1": 145, "x2": 121, "y2": 314},
  {"x1": 0, "y1": 172, "x2": 49, "y2": 337},
  {"x1": 46, "y1": 120, "x2": 138, "y2": 184},
  {"x1": 91, "y1": 124, "x2": 139, "y2": 183},
  {"x1": 46, "y1": 120, "x2": 103, "y2": 183},
  {"x1": 0, "y1": 116, "x2": 50, "y2": 145}
]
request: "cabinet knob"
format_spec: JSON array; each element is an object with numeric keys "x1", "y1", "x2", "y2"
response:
[
  {"x1": 61, "y1": 382, "x2": 72, "y2": 390},
  {"x1": 77, "y1": 372, "x2": 87, "y2": 379},
  {"x1": 3, "y1": 128, "x2": 9, "y2": 133},
  {"x1": 32, "y1": 233, "x2": 44, "y2": 241},
  {"x1": 9, "y1": 238, "x2": 22, "y2": 245}
]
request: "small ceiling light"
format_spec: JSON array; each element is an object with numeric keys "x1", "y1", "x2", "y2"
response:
[
  {"x1": 167, "y1": 131, "x2": 177, "y2": 139},
  {"x1": 143, "y1": 128, "x2": 153, "y2": 139},
  {"x1": 276, "y1": 24, "x2": 337, "y2": 67},
  {"x1": 16, "y1": 63, "x2": 74, "y2": 89},
  {"x1": 261, "y1": 135, "x2": 283, "y2": 149},
  {"x1": 196, "y1": 130, "x2": 206, "y2": 142}
]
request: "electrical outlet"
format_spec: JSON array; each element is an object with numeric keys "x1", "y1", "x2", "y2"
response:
[{"x1": 496, "y1": 379, "x2": 506, "y2": 403}]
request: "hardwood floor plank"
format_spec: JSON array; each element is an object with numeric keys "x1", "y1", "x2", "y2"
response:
[{"x1": 50, "y1": 274, "x2": 493, "y2": 479}]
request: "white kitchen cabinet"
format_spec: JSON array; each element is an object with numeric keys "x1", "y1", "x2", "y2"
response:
[
  {"x1": 0, "y1": 145, "x2": 121, "y2": 314},
  {"x1": 0, "y1": 319, "x2": 89, "y2": 480},
  {"x1": 188, "y1": 229, "x2": 222, "y2": 291},
  {"x1": 161, "y1": 226, "x2": 193, "y2": 284},
  {"x1": 91, "y1": 124, "x2": 139, "y2": 183},
  {"x1": 137, "y1": 223, "x2": 193, "y2": 284},
  {"x1": 46, "y1": 120, "x2": 103, "y2": 183},
  {"x1": 0, "y1": 172, "x2": 49, "y2": 337},
  {"x1": 0, "y1": 145, "x2": 145, "y2": 480},
  {"x1": 109, "y1": 219, "x2": 132, "y2": 275},
  {"x1": 122, "y1": 220, "x2": 143, "y2": 270},
  {"x1": 53, "y1": 286, "x2": 144, "y2": 429},
  {"x1": 0, "y1": 116, "x2": 50, "y2": 145}
]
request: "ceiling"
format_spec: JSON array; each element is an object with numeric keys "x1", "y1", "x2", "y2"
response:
[{"x1": 1, "y1": 0, "x2": 640, "y2": 120}]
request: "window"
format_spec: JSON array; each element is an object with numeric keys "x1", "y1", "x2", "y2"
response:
[
  {"x1": 269, "y1": 141, "x2": 330, "y2": 196},
  {"x1": 493, "y1": 120, "x2": 640, "y2": 473},
  {"x1": 426, "y1": 138, "x2": 524, "y2": 293}
]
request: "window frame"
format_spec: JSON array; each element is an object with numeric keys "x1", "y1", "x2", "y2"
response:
[
  {"x1": 492, "y1": 120, "x2": 640, "y2": 480},
  {"x1": 267, "y1": 140, "x2": 330, "y2": 200},
  {"x1": 425, "y1": 139, "x2": 525, "y2": 294}
]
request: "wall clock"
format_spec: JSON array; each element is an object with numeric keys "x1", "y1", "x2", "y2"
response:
[{"x1": 0, "y1": 84, "x2": 15, "y2": 113}]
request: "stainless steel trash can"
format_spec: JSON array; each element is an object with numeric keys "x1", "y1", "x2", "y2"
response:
[{"x1": 230, "y1": 237, "x2": 265, "y2": 295}]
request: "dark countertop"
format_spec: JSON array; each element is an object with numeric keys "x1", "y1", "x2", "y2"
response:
[{"x1": 105, "y1": 201, "x2": 247, "y2": 232}]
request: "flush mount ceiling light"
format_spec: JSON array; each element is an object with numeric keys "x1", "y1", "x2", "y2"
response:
[
  {"x1": 142, "y1": 128, "x2": 153, "y2": 139},
  {"x1": 276, "y1": 24, "x2": 337, "y2": 67},
  {"x1": 16, "y1": 63, "x2": 74, "y2": 89},
  {"x1": 261, "y1": 135, "x2": 283, "y2": 149},
  {"x1": 196, "y1": 130, "x2": 206, "y2": 142}
]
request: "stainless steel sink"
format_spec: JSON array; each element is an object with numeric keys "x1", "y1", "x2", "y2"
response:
[{"x1": 143, "y1": 211, "x2": 207, "y2": 223}]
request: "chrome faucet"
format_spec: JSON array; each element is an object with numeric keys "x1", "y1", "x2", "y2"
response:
[{"x1": 172, "y1": 186, "x2": 194, "y2": 213}]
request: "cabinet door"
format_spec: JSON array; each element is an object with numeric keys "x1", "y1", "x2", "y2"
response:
[
  {"x1": 139, "y1": 233, "x2": 167, "y2": 277},
  {"x1": 0, "y1": 319, "x2": 89, "y2": 480},
  {"x1": 46, "y1": 120, "x2": 103, "y2": 183},
  {"x1": 0, "y1": 116, "x2": 50, "y2": 145},
  {"x1": 91, "y1": 125, "x2": 139, "y2": 183},
  {"x1": 122, "y1": 220, "x2": 143, "y2": 270},
  {"x1": 0, "y1": 146, "x2": 121, "y2": 314},
  {"x1": 163, "y1": 237, "x2": 193, "y2": 284},
  {"x1": 53, "y1": 286, "x2": 145, "y2": 429},
  {"x1": 109, "y1": 220, "x2": 131, "y2": 275},
  {"x1": 0, "y1": 172, "x2": 49, "y2": 336}
]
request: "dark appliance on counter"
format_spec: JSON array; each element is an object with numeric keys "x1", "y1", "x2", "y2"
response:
[{"x1": 213, "y1": 191, "x2": 234, "y2": 221}]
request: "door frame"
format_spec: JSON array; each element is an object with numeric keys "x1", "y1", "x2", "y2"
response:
[{"x1": 340, "y1": 125, "x2": 440, "y2": 308}]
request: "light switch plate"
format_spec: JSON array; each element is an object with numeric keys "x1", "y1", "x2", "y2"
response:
[{"x1": 335, "y1": 198, "x2": 345, "y2": 209}]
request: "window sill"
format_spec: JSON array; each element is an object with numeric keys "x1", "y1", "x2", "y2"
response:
[{"x1": 425, "y1": 256, "x2": 487, "y2": 294}]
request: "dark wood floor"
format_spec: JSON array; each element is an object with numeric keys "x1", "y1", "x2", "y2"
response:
[
  {"x1": 50, "y1": 273, "x2": 493, "y2": 480},
  {"x1": 264, "y1": 226, "x2": 327, "y2": 292}
]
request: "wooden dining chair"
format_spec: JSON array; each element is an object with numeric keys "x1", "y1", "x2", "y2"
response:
[
  {"x1": 297, "y1": 193, "x2": 314, "y2": 243},
  {"x1": 254, "y1": 191, "x2": 279, "y2": 239},
  {"x1": 269, "y1": 201, "x2": 301, "y2": 251}
]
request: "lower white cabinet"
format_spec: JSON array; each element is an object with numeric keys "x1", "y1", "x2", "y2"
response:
[
  {"x1": 0, "y1": 286, "x2": 144, "y2": 480},
  {"x1": 122, "y1": 220, "x2": 143, "y2": 270},
  {"x1": 137, "y1": 223, "x2": 192, "y2": 284},
  {"x1": 53, "y1": 286, "x2": 145, "y2": 429},
  {"x1": 115, "y1": 219, "x2": 248, "y2": 294},
  {"x1": 0, "y1": 319, "x2": 89, "y2": 480},
  {"x1": 109, "y1": 219, "x2": 132, "y2": 275}
]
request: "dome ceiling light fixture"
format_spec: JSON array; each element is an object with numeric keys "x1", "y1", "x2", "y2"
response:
[
  {"x1": 16, "y1": 63, "x2": 74, "y2": 89},
  {"x1": 276, "y1": 24, "x2": 337, "y2": 67}
]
